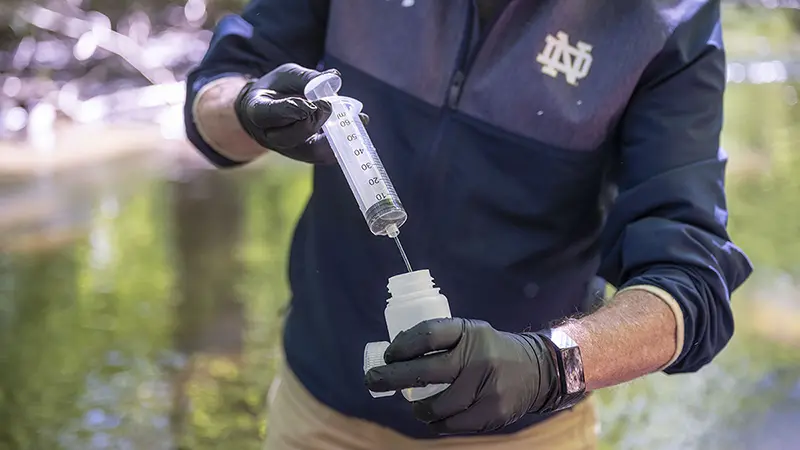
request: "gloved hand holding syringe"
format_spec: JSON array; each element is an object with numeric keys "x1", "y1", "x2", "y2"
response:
[{"x1": 305, "y1": 72, "x2": 413, "y2": 272}]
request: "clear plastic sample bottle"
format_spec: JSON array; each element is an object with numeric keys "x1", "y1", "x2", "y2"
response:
[{"x1": 364, "y1": 269, "x2": 452, "y2": 401}]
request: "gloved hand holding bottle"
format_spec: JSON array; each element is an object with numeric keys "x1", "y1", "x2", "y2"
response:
[
  {"x1": 233, "y1": 63, "x2": 368, "y2": 164},
  {"x1": 364, "y1": 317, "x2": 569, "y2": 435}
]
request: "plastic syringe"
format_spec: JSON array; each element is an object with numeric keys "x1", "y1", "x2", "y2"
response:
[{"x1": 305, "y1": 73, "x2": 412, "y2": 272}]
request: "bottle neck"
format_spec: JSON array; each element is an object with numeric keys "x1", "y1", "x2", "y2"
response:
[{"x1": 387, "y1": 270, "x2": 440, "y2": 303}]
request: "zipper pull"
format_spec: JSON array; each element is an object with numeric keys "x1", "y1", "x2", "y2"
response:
[{"x1": 447, "y1": 71, "x2": 465, "y2": 108}]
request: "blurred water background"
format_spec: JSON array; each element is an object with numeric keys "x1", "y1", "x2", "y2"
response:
[{"x1": 1, "y1": 1, "x2": 800, "y2": 449}]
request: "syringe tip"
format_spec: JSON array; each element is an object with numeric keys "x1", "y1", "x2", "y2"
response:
[{"x1": 385, "y1": 224, "x2": 400, "y2": 238}]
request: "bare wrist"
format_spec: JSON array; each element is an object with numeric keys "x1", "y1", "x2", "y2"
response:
[{"x1": 193, "y1": 76, "x2": 267, "y2": 163}]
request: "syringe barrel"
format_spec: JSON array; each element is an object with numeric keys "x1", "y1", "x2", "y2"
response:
[{"x1": 305, "y1": 73, "x2": 407, "y2": 237}]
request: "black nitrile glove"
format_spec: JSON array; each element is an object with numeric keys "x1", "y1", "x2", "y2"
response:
[
  {"x1": 234, "y1": 63, "x2": 368, "y2": 164},
  {"x1": 364, "y1": 318, "x2": 559, "y2": 435}
]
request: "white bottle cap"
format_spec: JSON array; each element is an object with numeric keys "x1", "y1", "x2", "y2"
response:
[{"x1": 363, "y1": 341, "x2": 396, "y2": 398}]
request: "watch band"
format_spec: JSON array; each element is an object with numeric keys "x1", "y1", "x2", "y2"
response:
[{"x1": 538, "y1": 328, "x2": 587, "y2": 413}]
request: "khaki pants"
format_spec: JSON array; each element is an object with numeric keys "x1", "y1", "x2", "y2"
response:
[{"x1": 264, "y1": 366, "x2": 598, "y2": 450}]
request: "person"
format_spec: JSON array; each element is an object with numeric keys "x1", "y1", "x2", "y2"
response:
[{"x1": 184, "y1": 0, "x2": 753, "y2": 448}]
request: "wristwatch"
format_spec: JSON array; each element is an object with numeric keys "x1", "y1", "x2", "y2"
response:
[{"x1": 538, "y1": 328, "x2": 587, "y2": 413}]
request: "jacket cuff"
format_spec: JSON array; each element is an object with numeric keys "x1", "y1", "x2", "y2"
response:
[{"x1": 616, "y1": 284, "x2": 685, "y2": 370}]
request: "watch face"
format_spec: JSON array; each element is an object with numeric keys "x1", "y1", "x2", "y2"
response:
[
  {"x1": 562, "y1": 348, "x2": 586, "y2": 394},
  {"x1": 545, "y1": 329, "x2": 586, "y2": 395}
]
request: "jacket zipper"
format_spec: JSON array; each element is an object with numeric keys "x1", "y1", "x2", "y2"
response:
[
  {"x1": 405, "y1": 3, "x2": 475, "y2": 258},
  {"x1": 447, "y1": 71, "x2": 467, "y2": 109},
  {"x1": 409, "y1": 1, "x2": 511, "y2": 257},
  {"x1": 447, "y1": 0, "x2": 513, "y2": 109}
]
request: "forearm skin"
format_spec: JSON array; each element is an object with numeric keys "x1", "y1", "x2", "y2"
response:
[{"x1": 556, "y1": 286, "x2": 683, "y2": 391}]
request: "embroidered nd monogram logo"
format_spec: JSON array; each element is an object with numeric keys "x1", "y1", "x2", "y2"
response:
[{"x1": 536, "y1": 31, "x2": 593, "y2": 86}]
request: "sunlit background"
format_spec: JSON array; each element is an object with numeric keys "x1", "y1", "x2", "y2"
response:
[{"x1": 1, "y1": 1, "x2": 799, "y2": 449}]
